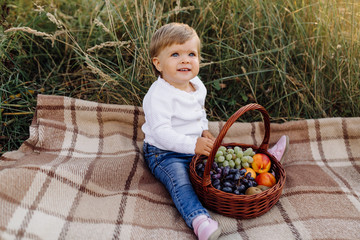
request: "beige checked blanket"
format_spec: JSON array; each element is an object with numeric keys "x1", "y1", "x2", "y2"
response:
[{"x1": 1, "y1": 94, "x2": 360, "y2": 240}]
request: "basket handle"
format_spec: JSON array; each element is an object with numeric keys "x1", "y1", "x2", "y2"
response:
[{"x1": 202, "y1": 103, "x2": 271, "y2": 188}]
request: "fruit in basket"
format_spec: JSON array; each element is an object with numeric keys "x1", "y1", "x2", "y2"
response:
[
  {"x1": 257, "y1": 185, "x2": 271, "y2": 191},
  {"x1": 234, "y1": 146, "x2": 243, "y2": 158},
  {"x1": 217, "y1": 155, "x2": 225, "y2": 163},
  {"x1": 234, "y1": 157, "x2": 241, "y2": 165},
  {"x1": 241, "y1": 162, "x2": 250, "y2": 168},
  {"x1": 245, "y1": 168, "x2": 256, "y2": 178},
  {"x1": 245, "y1": 187, "x2": 262, "y2": 195},
  {"x1": 255, "y1": 172, "x2": 276, "y2": 187},
  {"x1": 225, "y1": 153, "x2": 233, "y2": 161},
  {"x1": 214, "y1": 146, "x2": 255, "y2": 169},
  {"x1": 218, "y1": 146, "x2": 227, "y2": 153},
  {"x1": 196, "y1": 160, "x2": 257, "y2": 194},
  {"x1": 195, "y1": 146, "x2": 267, "y2": 195},
  {"x1": 243, "y1": 148, "x2": 255, "y2": 156},
  {"x1": 251, "y1": 153, "x2": 271, "y2": 173}
]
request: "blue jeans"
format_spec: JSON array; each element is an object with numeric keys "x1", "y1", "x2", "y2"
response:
[{"x1": 143, "y1": 142, "x2": 210, "y2": 228}]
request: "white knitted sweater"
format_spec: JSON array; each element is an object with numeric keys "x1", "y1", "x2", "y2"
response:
[{"x1": 141, "y1": 76, "x2": 209, "y2": 154}]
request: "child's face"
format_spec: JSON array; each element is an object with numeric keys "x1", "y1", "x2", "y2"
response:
[{"x1": 152, "y1": 36, "x2": 200, "y2": 91}]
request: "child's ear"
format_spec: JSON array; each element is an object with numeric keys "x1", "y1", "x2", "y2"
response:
[{"x1": 152, "y1": 57, "x2": 162, "y2": 72}]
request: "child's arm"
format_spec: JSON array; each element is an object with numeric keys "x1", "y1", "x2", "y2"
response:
[
  {"x1": 194, "y1": 130, "x2": 216, "y2": 156},
  {"x1": 202, "y1": 130, "x2": 216, "y2": 141},
  {"x1": 195, "y1": 136, "x2": 214, "y2": 156}
]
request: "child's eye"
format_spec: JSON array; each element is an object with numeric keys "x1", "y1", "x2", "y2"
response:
[
  {"x1": 189, "y1": 52, "x2": 196, "y2": 57},
  {"x1": 171, "y1": 53, "x2": 179, "y2": 57}
]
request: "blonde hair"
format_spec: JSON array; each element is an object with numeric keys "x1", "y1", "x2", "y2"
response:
[{"x1": 150, "y1": 23, "x2": 200, "y2": 77}]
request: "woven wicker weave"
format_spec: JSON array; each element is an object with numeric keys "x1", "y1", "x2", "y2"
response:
[{"x1": 190, "y1": 103, "x2": 286, "y2": 219}]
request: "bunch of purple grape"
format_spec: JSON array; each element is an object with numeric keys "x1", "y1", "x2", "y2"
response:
[{"x1": 195, "y1": 161, "x2": 258, "y2": 195}]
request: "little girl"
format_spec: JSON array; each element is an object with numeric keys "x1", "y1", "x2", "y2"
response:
[{"x1": 142, "y1": 22, "x2": 288, "y2": 240}]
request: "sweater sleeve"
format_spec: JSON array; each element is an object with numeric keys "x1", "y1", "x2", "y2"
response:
[
  {"x1": 201, "y1": 113, "x2": 209, "y2": 131},
  {"x1": 197, "y1": 78, "x2": 209, "y2": 131},
  {"x1": 143, "y1": 92, "x2": 198, "y2": 154}
]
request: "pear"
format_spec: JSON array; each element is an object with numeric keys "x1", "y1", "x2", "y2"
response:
[
  {"x1": 257, "y1": 185, "x2": 271, "y2": 191},
  {"x1": 245, "y1": 187, "x2": 262, "y2": 195}
]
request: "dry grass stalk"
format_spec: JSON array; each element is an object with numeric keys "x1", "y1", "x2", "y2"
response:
[
  {"x1": 33, "y1": 3, "x2": 44, "y2": 13},
  {"x1": 87, "y1": 40, "x2": 131, "y2": 52},
  {"x1": 167, "y1": 6, "x2": 195, "y2": 16},
  {"x1": 94, "y1": 19, "x2": 111, "y2": 34},
  {"x1": 104, "y1": 0, "x2": 116, "y2": 33},
  {"x1": 4, "y1": 27, "x2": 64, "y2": 47},
  {"x1": 53, "y1": 30, "x2": 67, "y2": 38},
  {"x1": 46, "y1": 13, "x2": 63, "y2": 28},
  {"x1": 85, "y1": 56, "x2": 117, "y2": 85},
  {"x1": 5, "y1": 27, "x2": 53, "y2": 39},
  {"x1": 55, "y1": 9, "x2": 74, "y2": 20},
  {"x1": 171, "y1": 0, "x2": 195, "y2": 15}
]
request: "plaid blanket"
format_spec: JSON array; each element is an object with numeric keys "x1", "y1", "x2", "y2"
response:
[{"x1": 1, "y1": 94, "x2": 359, "y2": 240}]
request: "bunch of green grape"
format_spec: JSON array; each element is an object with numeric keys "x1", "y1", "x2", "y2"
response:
[{"x1": 214, "y1": 146, "x2": 256, "y2": 169}]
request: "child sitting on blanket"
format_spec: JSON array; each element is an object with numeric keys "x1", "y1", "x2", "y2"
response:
[{"x1": 142, "y1": 22, "x2": 288, "y2": 240}]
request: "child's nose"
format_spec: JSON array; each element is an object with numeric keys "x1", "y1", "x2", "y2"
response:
[{"x1": 181, "y1": 56, "x2": 190, "y2": 63}]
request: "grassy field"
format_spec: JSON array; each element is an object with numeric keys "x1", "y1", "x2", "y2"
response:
[{"x1": 1, "y1": 0, "x2": 359, "y2": 154}]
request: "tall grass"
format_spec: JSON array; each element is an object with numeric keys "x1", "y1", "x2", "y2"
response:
[{"x1": 1, "y1": 0, "x2": 359, "y2": 153}]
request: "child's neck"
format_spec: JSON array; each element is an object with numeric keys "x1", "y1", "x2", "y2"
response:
[
  {"x1": 164, "y1": 79, "x2": 195, "y2": 93},
  {"x1": 184, "y1": 82, "x2": 196, "y2": 92}
]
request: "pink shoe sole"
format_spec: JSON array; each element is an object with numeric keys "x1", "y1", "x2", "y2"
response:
[
  {"x1": 195, "y1": 217, "x2": 221, "y2": 240},
  {"x1": 202, "y1": 219, "x2": 221, "y2": 240},
  {"x1": 208, "y1": 226, "x2": 221, "y2": 240},
  {"x1": 279, "y1": 135, "x2": 289, "y2": 163}
]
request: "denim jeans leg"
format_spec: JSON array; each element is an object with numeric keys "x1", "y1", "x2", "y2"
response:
[{"x1": 143, "y1": 143, "x2": 210, "y2": 228}]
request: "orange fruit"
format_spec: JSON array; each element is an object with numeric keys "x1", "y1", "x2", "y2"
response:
[
  {"x1": 245, "y1": 168, "x2": 256, "y2": 178},
  {"x1": 255, "y1": 172, "x2": 276, "y2": 188},
  {"x1": 251, "y1": 153, "x2": 271, "y2": 173}
]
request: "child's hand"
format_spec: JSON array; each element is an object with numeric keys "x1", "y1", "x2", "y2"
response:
[
  {"x1": 202, "y1": 130, "x2": 216, "y2": 141},
  {"x1": 195, "y1": 137, "x2": 214, "y2": 156}
]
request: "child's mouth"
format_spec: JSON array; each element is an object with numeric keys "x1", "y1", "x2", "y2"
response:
[{"x1": 178, "y1": 68, "x2": 190, "y2": 72}]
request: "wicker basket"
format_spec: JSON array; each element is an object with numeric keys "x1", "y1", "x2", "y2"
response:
[{"x1": 190, "y1": 103, "x2": 286, "y2": 219}]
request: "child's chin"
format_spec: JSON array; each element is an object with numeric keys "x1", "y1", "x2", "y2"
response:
[{"x1": 177, "y1": 71, "x2": 194, "y2": 76}]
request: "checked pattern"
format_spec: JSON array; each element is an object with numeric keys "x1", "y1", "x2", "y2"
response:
[{"x1": 1, "y1": 94, "x2": 360, "y2": 240}]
